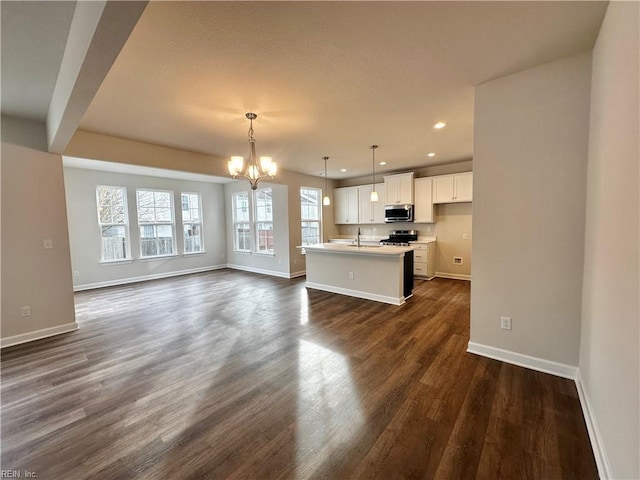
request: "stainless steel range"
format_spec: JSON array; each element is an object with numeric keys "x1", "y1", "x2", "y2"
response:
[{"x1": 380, "y1": 229, "x2": 418, "y2": 246}]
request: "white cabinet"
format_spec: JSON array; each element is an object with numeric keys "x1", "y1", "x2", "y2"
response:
[
  {"x1": 410, "y1": 241, "x2": 436, "y2": 279},
  {"x1": 413, "y1": 177, "x2": 434, "y2": 223},
  {"x1": 358, "y1": 183, "x2": 386, "y2": 224},
  {"x1": 384, "y1": 172, "x2": 414, "y2": 205},
  {"x1": 432, "y1": 172, "x2": 473, "y2": 204},
  {"x1": 334, "y1": 187, "x2": 359, "y2": 224}
]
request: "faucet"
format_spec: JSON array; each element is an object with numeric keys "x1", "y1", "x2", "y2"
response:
[{"x1": 357, "y1": 227, "x2": 361, "y2": 248}]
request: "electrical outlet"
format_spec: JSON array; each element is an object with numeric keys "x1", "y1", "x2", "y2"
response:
[
  {"x1": 73, "y1": 270, "x2": 80, "y2": 277},
  {"x1": 21, "y1": 306, "x2": 31, "y2": 317},
  {"x1": 462, "y1": 233, "x2": 468, "y2": 240},
  {"x1": 43, "y1": 239, "x2": 53, "y2": 249},
  {"x1": 453, "y1": 257, "x2": 463, "y2": 265},
  {"x1": 500, "y1": 316, "x2": 512, "y2": 330},
  {"x1": 349, "y1": 272, "x2": 354, "y2": 279}
]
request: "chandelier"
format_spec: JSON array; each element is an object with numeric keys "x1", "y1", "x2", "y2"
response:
[{"x1": 228, "y1": 112, "x2": 277, "y2": 190}]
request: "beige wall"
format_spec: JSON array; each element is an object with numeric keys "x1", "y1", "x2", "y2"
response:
[
  {"x1": 579, "y1": 2, "x2": 639, "y2": 478},
  {"x1": 1, "y1": 117, "x2": 77, "y2": 345},
  {"x1": 471, "y1": 52, "x2": 591, "y2": 366},
  {"x1": 65, "y1": 129, "x2": 230, "y2": 177},
  {"x1": 433, "y1": 203, "x2": 472, "y2": 278}
]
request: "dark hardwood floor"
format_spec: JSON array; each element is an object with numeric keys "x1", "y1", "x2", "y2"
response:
[{"x1": 1, "y1": 270, "x2": 598, "y2": 479}]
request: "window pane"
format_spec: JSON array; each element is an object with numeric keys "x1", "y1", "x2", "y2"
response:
[
  {"x1": 234, "y1": 192, "x2": 249, "y2": 222},
  {"x1": 112, "y1": 206, "x2": 125, "y2": 223},
  {"x1": 101, "y1": 226, "x2": 127, "y2": 261},
  {"x1": 181, "y1": 194, "x2": 191, "y2": 222},
  {"x1": 256, "y1": 222, "x2": 274, "y2": 252},
  {"x1": 141, "y1": 238, "x2": 158, "y2": 257},
  {"x1": 97, "y1": 186, "x2": 129, "y2": 261},
  {"x1": 154, "y1": 191, "x2": 171, "y2": 208},
  {"x1": 301, "y1": 221, "x2": 320, "y2": 245},
  {"x1": 184, "y1": 224, "x2": 202, "y2": 253},
  {"x1": 155, "y1": 207, "x2": 172, "y2": 222},
  {"x1": 300, "y1": 187, "x2": 322, "y2": 245},
  {"x1": 99, "y1": 206, "x2": 113, "y2": 224},
  {"x1": 235, "y1": 223, "x2": 250, "y2": 251}
]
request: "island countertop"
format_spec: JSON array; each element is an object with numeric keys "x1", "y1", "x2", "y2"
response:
[{"x1": 300, "y1": 243, "x2": 413, "y2": 256}]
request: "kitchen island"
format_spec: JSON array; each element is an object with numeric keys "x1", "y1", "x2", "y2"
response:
[{"x1": 302, "y1": 243, "x2": 414, "y2": 305}]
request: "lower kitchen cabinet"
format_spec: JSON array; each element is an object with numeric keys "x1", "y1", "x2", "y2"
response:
[{"x1": 410, "y1": 241, "x2": 436, "y2": 279}]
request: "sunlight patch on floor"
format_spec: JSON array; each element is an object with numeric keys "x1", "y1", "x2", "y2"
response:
[{"x1": 296, "y1": 339, "x2": 364, "y2": 477}]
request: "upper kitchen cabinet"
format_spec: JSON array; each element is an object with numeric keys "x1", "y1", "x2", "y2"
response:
[
  {"x1": 414, "y1": 177, "x2": 434, "y2": 223},
  {"x1": 432, "y1": 172, "x2": 473, "y2": 204},
  {"x1": 334, "y1": 186, "x2": 359, "y2": 224},
  {"x1": 385, "y1": 172, "x2": 414, "y2": 205},
  {"x1": 358, "y1": 183, "x2": 386, "y2": 224}
]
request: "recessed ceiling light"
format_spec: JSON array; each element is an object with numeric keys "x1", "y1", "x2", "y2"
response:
[
  {"x1": 427, "y1": 152, "x2": 436, "y2": 157},
  {"x1": 341, "y1": 168, "x2": 347, "y2": 172},
  {"x1": 379, "y1": 161, "x2": 387, "y2": 166},
  {"x1": 433, "y1": 122, "x2": 447, "y2": 129}
]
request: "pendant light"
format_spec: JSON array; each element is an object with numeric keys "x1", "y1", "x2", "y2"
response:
[
  {"x1": 370, "y1": 145, "x2": 379, "y2": 202},
  {"x1": 322, "y1": 156, "x2": 331, "y2": 206},
  {"x1": 228, "y1": 112, "x2": 277, "y2": 190}
]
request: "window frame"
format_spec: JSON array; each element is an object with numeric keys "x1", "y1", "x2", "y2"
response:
[
  {"x1": 181, "y1": 192, "x2": 204, "y2": 255},
  {"x1": 232, "y1": 191, "x2": 251, "y2": 253},
  {"x1": 96, "y1": 185, "x2": 131, "y2": 263},
  {"x1": 300, "y1": 186, "x2": 322, "y2": 246},
  {"x1": 136, "y1": 188, "x2": 177, "y2": 259},
  {"x1": 253, "y1": 187, "x2": 274, "y2": 255}
]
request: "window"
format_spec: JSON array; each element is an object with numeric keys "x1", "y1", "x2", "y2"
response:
[
  {"x1": 96, "y1": 186, "x2": 130, "y2": 261},
  {"x1": 300, "y1": 187, "x2": 321, "y2": 245},
  {"x1": 136, "y1": 189, "x2": 175, "y2": 257},
  {"x1": 233, "y1": 191, "x2": 251, "y2": 252},
  {"x1": 254, "y1": 188, "x2": 274, "y2": 254},
  {"x1": 181, "y1": 192, "x2": 203, "y2": 253}
]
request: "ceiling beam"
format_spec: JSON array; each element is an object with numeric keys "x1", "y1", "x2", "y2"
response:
[{"x1": 46, "y1": 1, "x2": 148, "y2": 154}]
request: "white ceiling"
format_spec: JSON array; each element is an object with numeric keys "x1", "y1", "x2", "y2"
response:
[
  {"x1": 1, "y1": 1, "x2": 76, "y2": 121},
  {"x1": 3, "y1": 1, "x2": 608, "y2": 179}
]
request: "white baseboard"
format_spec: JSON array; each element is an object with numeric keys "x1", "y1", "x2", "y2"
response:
[
  {"x1": 1, "y1": 322, "x2": 78, "y2": 349},
  {"x1": 305, "y1": 281, "x2": 404, "y2": 306},
  {"x1": 73, "y1": 265, "x2": 227, "y2": 291},
  {"x1": 436, "y1": 272, "x2": 471, "y2": 281},
  {"x1": 467, "y1": 341, "x2": 578, "y2": 379},
  {"x1": 289, "y1": 270, "x2": 306, "y2": 279},
  {"x1": 227, "y1": 264, "x2": 293, "y2": 279},
  {"x1": 575, "y1": 371, "x2": 613, "y2": 480}
]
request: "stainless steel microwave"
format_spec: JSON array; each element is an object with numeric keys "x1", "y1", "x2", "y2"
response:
[{"x1": 384, "y1": 204, "x2": 414, "y2": 223}]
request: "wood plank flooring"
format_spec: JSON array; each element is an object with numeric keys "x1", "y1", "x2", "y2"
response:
[{"x1": 1, "y1": 270, "x2": 598, "y2": 479}]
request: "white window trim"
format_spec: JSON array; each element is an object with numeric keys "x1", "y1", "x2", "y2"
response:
[
  {"x1": 136, "y1": 188, "x2": 177, "y2": 258},
  {"x1": 232, "y1": 191, "x2": 251, "y2": 253},
  {"x1": 96, "y1": 185, "x2": 131, "y2": 262},
  {"x1": 300, "y1": 186, "x2": 323, "y2": 246},
  {"x1": 253, "y1": 187, "x2": 274, "y2": 255},
  {"x1": 181, "y1": 191, "x2": 205, "y2": 254}
]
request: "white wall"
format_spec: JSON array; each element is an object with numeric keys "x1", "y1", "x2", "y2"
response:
[
  {"x1": 63, "y1": 167, "x2": 227, "y2": 289},
  {"x1": 579, "y1": 2, "x2": 639, "y2": 478},
  {"x1": 471, "y1": 52, "x2": 592, "y2": 366},
  {"x1": 1, "y1": 116, "x2": 77, "y2": 346}
]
